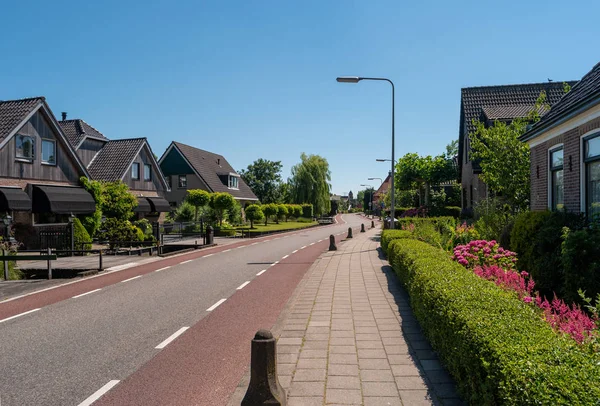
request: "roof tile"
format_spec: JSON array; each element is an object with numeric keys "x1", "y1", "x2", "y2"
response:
[
  {"x1": 59, "y1": 119, "x2": 109, "y2": 146},
  {"x1": 88, "y1": 138, "x2": 145, "y2": 181},
  {"x1": 0, "y1": 97, "x2": 44, "y2": 142}
]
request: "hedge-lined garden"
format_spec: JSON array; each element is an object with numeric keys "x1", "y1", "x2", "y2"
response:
[{"x1": 381, "y1": 219, "x2": 600, "y2": 405}]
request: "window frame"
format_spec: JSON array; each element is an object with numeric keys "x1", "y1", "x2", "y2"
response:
[
  {"x1": 15, "y1": 134, "x2": 35, "y2": 161},
  {"x1": 548, "y1": 145, "x2": 564, "y2": 211},
  {"x1": 228, "y1": 175, "x2": 239, "y2": 189},
  {"x1": 144, "y1": 163, "x2": 152, "y2": 181},
  {"x1": 131, "y1": 162, "x2": 140, "y2": 180},
  {"x1": 165, "y1": 175, "x2": 172, "y2": 190},
  {"x1": 41, "y1": 138, "x2": 56, "y2": 165},
  {"x1": 583, "y1": 132, "x2": 600, "y2": 217},
  {"x1": 178, "y1": 174, "x2": 187, "y2": 189}
]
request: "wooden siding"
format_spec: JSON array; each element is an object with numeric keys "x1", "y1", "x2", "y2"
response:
[
  {"x1": 0, "y1": 111, "x2": 83, "y2": 184},
  {"x1": 122, "y1": 144, "x2": 165, "y2": 193},
  {"x1": 163, "y1": 174, "x2": 210, "y2": 206},
  {"x1": 77, "y1": 138, "x2": 106, "y2": 166}
]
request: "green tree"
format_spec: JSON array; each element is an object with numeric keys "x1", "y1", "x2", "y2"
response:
[
  {"x1": 186, "y1": 189, "x2": 210, "y2": 221},
  {"x1": 102, "y1": 181, "x2": 138, "y2": 220},
  {"x1": 173, "y1": 201, "x2": 195, "y2": 222},
  {"x1": 239, "y1": 159, "x2": 283, "y2": 204},
  {"x1": 276, "y1": 204, "x2": 288, "y2": 223},
  {"x1": 292, "y1": 205, "x2": 302, "y2": 218},
  {"x1": 209, "y1": 192, "x2": 236, "y2": 226},
  {"x1": 80, "y1": 177, "x2": 104, "y2": 237},
  {"x1": 288, "y1": 153, "x2": 331, "y2": 216},
  {"x1": 245, "y1": 204, "x2": 264, "y2": 229},
  {"x1": 262, "y1": 203, "x2": 278, "y2": 225},
  {"x1": 278, "y1": 182, "x2": 291, "y2": 204},
  {"x1": 395, "y1": 152, "x2": 456, "y2": 206},
  {"x1": 285, "y1": 204, "x2": 295, "y2": 221}
]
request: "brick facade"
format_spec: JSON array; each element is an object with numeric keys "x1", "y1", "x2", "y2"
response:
[{"x1": 529, "y1": 118, "x2": 600, "y2": 212}]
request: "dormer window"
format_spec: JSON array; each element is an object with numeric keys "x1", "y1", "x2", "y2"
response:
[
  {"x1": 229, "y1": 175, "x2": 239, "y2": 189},
  {"x1": 16, "y1": 134, "x2": 35, "y2": 160}
]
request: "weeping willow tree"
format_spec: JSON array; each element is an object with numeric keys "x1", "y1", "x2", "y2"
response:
[{"x1": 289, "y1": 153, "x2": 332, "y2": 216}]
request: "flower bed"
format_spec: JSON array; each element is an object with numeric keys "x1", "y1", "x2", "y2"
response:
[{"x1": 385, "y1": 238, "x2": 600, "y2": 404}]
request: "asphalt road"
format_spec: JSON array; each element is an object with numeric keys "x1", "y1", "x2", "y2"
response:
[{"x1": 0, "y1": 214, "x2": 369, "y2": 406}]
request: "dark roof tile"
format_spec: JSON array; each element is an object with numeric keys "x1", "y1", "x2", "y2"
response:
[
  {"x1": 0, "y1": 97, "x2": 45, "y2": 142},
  {"x1": 88, "y1": 138, "x2": 145, "y2": 181},
  {"x1": 59, "y1": 119, "x2": 109, "y2": 146},
  {"x1": 172, "y1": 142, "x2": 258, "y2": 201}
]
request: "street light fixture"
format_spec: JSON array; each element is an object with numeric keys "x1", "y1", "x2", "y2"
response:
[
  {"x1": 376, "y1": 159, "x2": 391, "y2": 162},
  {"x1": 337, "y1": 75, "x2": 396, "y2": 227}
]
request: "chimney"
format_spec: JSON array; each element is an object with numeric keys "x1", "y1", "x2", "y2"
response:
[
  {"x1": 217, "y1": 158, "x2": 220, "y2": 165},
  {"x1": 61, "y1": 112, "x2": 67, "y2": 121}
]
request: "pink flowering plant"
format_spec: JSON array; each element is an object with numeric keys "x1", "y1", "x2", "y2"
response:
[
  {"x1": 473, "y1": 265, "x2": 535, "y2": 300},
  {"x1": 534, "y1": 294, "x2": 598, "y2": 345},
  {"x1": 452, "y1": 240, "x2": 517, "y2": 270}
]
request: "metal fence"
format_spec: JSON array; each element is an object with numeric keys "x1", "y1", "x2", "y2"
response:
[
  {"x1": 155, "y1": 220, "x2": 205, "y2": 244},
  {"x1": 34, "y1": 224, "x2": 72, "y2": 252}
]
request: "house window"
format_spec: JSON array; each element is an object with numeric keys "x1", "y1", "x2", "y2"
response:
[
  {"x1": 132, "y1": 163, "x2": 140, "y2": 180},
  {"x1": 165, "y1": 176, "x2": 172, "y2": 189},
  {"x1": 144, "y1": 164, "x2": 152, "y2": 181},
  {"x1": 584, "y1": 134, "x2": 600, "y2": 219},
  {"x1": 41, "y1": 139, "x2": 56, "y2": 164},
  {"x1": 16, "y1": 134, "x2": 35, "y2": 160},
  {"x1": 178, "y1": 175, "x2": 187, "y2": 188},
  {"x1": 549, "y1": 147, "x2": 564, "y2": 211},
  {"x1": 229, "y1": 175, "x2": 239, "y2": 189}
]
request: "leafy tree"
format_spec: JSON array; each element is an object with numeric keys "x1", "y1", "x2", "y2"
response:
[
  {"x1": 288, "y1": 153, "x2": 331, "y2": 216},
  {"x1": 357, "y1": 190, "x2": 365, "y2": 208},
  {"x1": 245, "y1": 204, "x2": 264, "y2": 229},
  {"x1": 239, "y1": 159, "x2": 283, "y2": 204},
  {"x1": 186, "y1": 189, "x2": 210, "y2": 221},
  {"x1": 102, "y1": 181, "x2": 138, "y2": 220},
  {"x1": 262, "y1": 203, "x2": 278, "y2": 225},
  {"x1": 227, "y1": 199, "x2": 243, "y2": 225},
  {"x1": 362, "y1": 188, "x2": 375, "y2": 211},
  {"x1": 278, "y1": 182, "x2": 292, "y2": 204},
  {"x1": 276, "y1": 204, "x2": 288, "y2": 223},
  {"x1": 445, "y1": 139, "x2": 459, "y2": 159},
  {"x1": 209, "y1": 192, "x2": 236, "y2": 226},
  {"x1": 292, "y1": 205, "x2": 302, "y2": 218},
  {"x1": 285, "y1": 204, "x2": 295, "y2": 221},
  {"x1": 173, "y1": 201, "x2": 195, "y2": 222},
  {"x1": 395, "y1": 152, "x2": 456, "y2": 206},
  {"x1": 80, "y1": 177, "x2": 104, "y2": 236}
]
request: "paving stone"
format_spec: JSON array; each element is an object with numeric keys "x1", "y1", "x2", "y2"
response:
[
  {"x1": 391, "y1": 364, "x2": 421, "y2": 377},
  {"x1": 327, "y1": 375, "x2": 361, "y2": 389},
  {"x1": 305, "y1": 333, "x2": 329, "y2": 341},
  {"x1": 289, "y1": 381, "x2": 325, "y2": 397},
  {"x1": 426, "y1": 369, "x2": 454, "y2": 384},
  {"x1": 327, "y1": 363, "x2": 360, "y2": 376},
  {"x1": 287, "y1": 397, "x2": 324, "y2": 406},
  {"x1": 362, "y1": 381, "x2": 400, "y2": 397},
  {"x1": 326, "y1": 388, "x2": 362, "y2": 404},
  {"x1": 277, "y1": 337, "x2": 303, "y2": 346},
  {"x1": 331, "y1": 330, "x2": 354, "y2": 338},
  {"x1": 279, "y1": 375, "x2": 292, "y2": 389},
  {"x1": 299, "y1": 349, "x2": 328, "y2": 359},
  {"x1": 329, "y1": 345, "x2": 357, "y2": 354},
  {"x1": 360, "y1": 369, "x2": 395, "y2": 382},
  {"x1": 363, "y1": 397, "x2": 403, "y2": 406},
  {"x1": 296, "y1": 358, "x2": 327, "y2": 369},
  {"x1": 421, "y1": 359, "x2": 443, "y2": 371},
  {"x1": 302, "y1": 340, "x2": 329, "y2": 350},
  {"x1": 358, "y1": 358, "x2": 390, "y2": 370},
  {"x1": 280, "y1": 330, "x2": 306, "y2": 338},
  {"x1": 415, "y1": 350, "x2": 438, "y2": 360},
  {"x1": 329, "y1": 353, "x2": 358, "y2": 365},
  {"x1": 398, "y1": 390, "x2": 434, "y2": 405},
  {"x1": 293, "y1": 368, "x2": 327, "y2": 382},
  {"x1": 384, "y1": 345, "x2": 410, "y2": 355},
  {"x1": 396, "y1": 376, "x2": 428, "y2": 390},
  {"x1": 356, "y1": 340, "x2": 384, "y2": 349},
  {"x1": 330, "y1": 337, "x2": 355, "y2": 346},
  {"x1": 355, "y1": 333, "x2": 381, "y2": 341},
  {"x1": 388, "y1": 354, "x2": 414, "y2": 365},
  {"x1": 277, "y1": 363, "x2": 296, "y2": 376},
  {"x1": 358, "y1": 349, "x2": 388, "y2": 359},
  {"x1": 277, "y1": 352, "x2": 298, "y2": 363},
  {"x1": 411, "y1": 340, "x2": 433, "y2": 350},
  {"x1": 435, "y1": 383, "x2": 460, "y2": 398}
]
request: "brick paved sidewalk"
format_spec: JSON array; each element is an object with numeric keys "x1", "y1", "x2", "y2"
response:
[{"x1": 230, "y1": 227, "x2": 465, "y2": 405}]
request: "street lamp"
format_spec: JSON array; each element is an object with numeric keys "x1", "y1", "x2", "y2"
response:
[
  {"x1": 376, "y1": 159, "x2": 391, "y2": 162},
  {"x1": 2, "y1": 215, "x2": 12, "y2": 241},
  {"x1": 337, "y1": 76, "x2": 396, "y2": 228}
]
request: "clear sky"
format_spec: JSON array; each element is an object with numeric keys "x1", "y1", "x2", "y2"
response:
[{"x1": 2, "y1": 0, "x2": 598, "y2": 196}]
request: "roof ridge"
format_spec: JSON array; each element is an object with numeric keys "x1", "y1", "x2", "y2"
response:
[
  {"x1": 174, "y1": 141, "x2": 223, "y2": 157},
  {"x1": 0, "y1": 96, "x2": 45, "y2": 105},
  {"x1": 462, "y1": 81, "x2": 577, "y2": 92},
  {"x1": 106, "y1": 137, "x2": 147, "y2": 143}
]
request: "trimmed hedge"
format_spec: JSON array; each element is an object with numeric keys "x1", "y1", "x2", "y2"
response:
[
  {"x1": 380, "y1": 230, "x2": 413, "y2": 253},
  {"x1": 385, "y1": 238, "x2": 600, "y2": 405},
  {"x1": 396, "y1": 216, "x2": 456, "y2": 234}
]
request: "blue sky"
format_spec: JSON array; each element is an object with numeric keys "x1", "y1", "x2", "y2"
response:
[{"x1": 1, "y1": 0, "x2": 598, "y2": 196}]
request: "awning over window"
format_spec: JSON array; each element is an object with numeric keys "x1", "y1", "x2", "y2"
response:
[
  {"x1": 0, "y1": 187, "x2": 31, "y2": 211},
  {"x1": 134, "y1": 197, "x2": 152, "y2": 213},
  {"x1": 146, "y1": 197, "x2": 171, "y2": 212},
  {"x1": 32, "y1": 185, "x2": 96, "y2": 214}
]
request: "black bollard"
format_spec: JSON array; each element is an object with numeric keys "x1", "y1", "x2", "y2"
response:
[
  {"x1": 371, "y1": 220, "x2": 375, "y2": 229},
  {"x1": 329, "y1": 234, "x2": 337, "y2": 251},
  {"x1": 241, "y1": 330, "x2": 286, "y2": 406},
  {"x1": 206, "y1": 225, "x2": 214, "y2": 245},
  {"x1": 347, "y1": 227, "x2": 353, "y2": 239},
  {"x1": 361, "y1": 223, "x2": 365, "y2": 233}
]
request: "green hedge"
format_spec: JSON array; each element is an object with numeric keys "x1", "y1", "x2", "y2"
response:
[
  {"x1": 385, "y1": 238, "x2": 600, "y2": 405},
  {"x1": 73, "y1": 218, "x2": 92, "y2": 250},
  {"x1": 381, "y1": 230, "x2": 413, "y2": 253},
  {"x1": 396, "y1": 216, "x2": 456, "y2": 234}
]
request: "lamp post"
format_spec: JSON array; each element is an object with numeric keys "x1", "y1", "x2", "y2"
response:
[
  {"x1": 337, "y1": 76, "x2": 395, "y2": 228},
  {"x1": 360, "y1": 184, "x2": 374, "y2": 218},
  {"x1": 368, "y1": 178, "x2": 383, "y2": 217}
]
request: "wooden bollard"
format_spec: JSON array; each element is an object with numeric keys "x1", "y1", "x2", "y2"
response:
[
  {"x1": 242, "y1": 330, "x2": 286, "y2": 405},
  {"x1": 329, "y1": 234, "x2": 337, "y2": 251},
  {"x1": 347, "y1": 227, "x2": 353, "y2": 239},
  {"x1": 361, "y1": 223, "x2": 365, "y2": 233}
]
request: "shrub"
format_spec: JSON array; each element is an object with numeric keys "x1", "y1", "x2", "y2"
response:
[
  {"x1": 473, "y1": 198, "x2": 516, "y2": 245},
  {"x1": 441, "y1": 206, "x2": 461, "y2": 218},
  {"x1": 561, "y1": 227, "x2": 600, "y2": 304},
  {"x1": 399, "y1": 207, "x2": 427, "y2": 218},
  {"x1": 285, "y1": 204, "x2": 295, "y2": 220},
  {"x1": 73, "y1": 218, "x2": 92, "y2": 250},
  {"x1": 173, "y1": 202, "x2": 195, "y2": 222},
  {"x1": 209, "y1": 192, "x2": 236, "y2": 226},
  {"x1": 227, "y1": 199, "x2": 243, "y2": 225},
  {"x1": 262, "y1": 203, "x2": 278, "y2": 225},
  {"x1": 446, "y1": 222, "x2": 479, "y2": 249},
  {"x1": 381, "y1": 229, "x2": 413, "y2": 253},
  {"x1": 396, "y1": 216, "x2": 456, "y2": 235},
  {"x1": 186, "y1": 189, "x2": 211, "y2": 221},
  {"x1": 511, "y1": 210, "x2": 586, "y2": 297},
  {"x1": 12, "y1": 223, "x2": 37, "y2": 250},
  {"x1": 245, "y1": 204, "x2": 264, "y2": 228},
  {"x1": 0, "y1": 240, "x2": 22, "y2": 280},
  {"x1": 301, "y1": 203, "x2": 313, "y2": 218},
  {"x1": 292, "y1": 205, "x2": 303, "y2": 218},
  {"x1": 97, "y1": 218, "x2": 139, "y2": 247},
  {"x1": 276, "y1": 204, "x2": 288, "y2": 223},
  {"x1": 452, "y1": 240, "x2": 517, "y2": 270},
  {"x1": 81, "y1": 209, "x2": 102, "y2": 238},
  {"x1": 387, "y1": 238, "x2": 600, "y2": 405}
]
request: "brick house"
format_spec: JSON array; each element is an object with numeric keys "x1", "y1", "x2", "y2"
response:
[
  {"x1": 521, "y1": 62, "x2": 600, "y2": 217},
  {"x1": 458, "y1": 82, "x2": 576, "y2": 213},
  {"x1": 0, "y1": 97, "x2": 95, "y2": 229},
  {"x1": 58, "y1": 116, "x2": 171, "y2": 220}
]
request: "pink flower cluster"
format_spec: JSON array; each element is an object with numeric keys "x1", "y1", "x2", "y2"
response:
[
  {"x1": 535, "y1": 295, "x2": 598, "y2": 344},
  {"x1": 473, "y1": 265, "x2": 535, "y2": 300},
  {"x1": 452, "y1": 240, "x2": 517, "y2": 270}
]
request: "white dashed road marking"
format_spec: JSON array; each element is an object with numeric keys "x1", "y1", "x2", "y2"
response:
[
  {"x1": 78, "y1": 380, "x2": 120, "y2": 406},
  {"x1": 155, "y1": 327, "x2": 190, "y2": 349},
  {"x1": 237, "y1": 281, "x2": 251, "y2": 290},
  {"x1": 72, "y1": 289, "x2": 102, "y2": 299},
  {"x1": 0, "y1": 308, "x2": 40, "y2": 324},
  {"x1": 257, "y1": 269, "x2": 267, "y2": 276},
  {"x1": 207, "y1": 299, "x2": 227, "y2": 311},
  {"x1": 121, "y1": 275, "x2": 142, "y2": 283},
  {"x1": 155, "y1": 266, "x2": 171, "y2": 272}
]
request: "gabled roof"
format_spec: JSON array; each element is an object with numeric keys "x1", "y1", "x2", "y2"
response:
[
  {"x1": 458, "y1": 81, "x2": 577, "y2": 176},
  {"x1": 522, "y1": 62, "x2": 600, "y2": 141},
  {"x1": 59, "y1": 119, "x2": 109, "y2": 147},
  {"x1": 88, "y1": 138, "x2": 146, "y2": 181},
  {"x1": 0, "y1": 97, "x2": 45, "y2": 143},
  {"x1": 0, "y1": 96, "x2": 90, "y2": 177},
  {"x1": 161, "y1": 141, "x2": 258, "y2": 201}
]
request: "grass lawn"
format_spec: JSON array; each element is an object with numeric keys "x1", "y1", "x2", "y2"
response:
[{"x1": 236, "y1": 220, "x2": 318, "y2": 235}]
